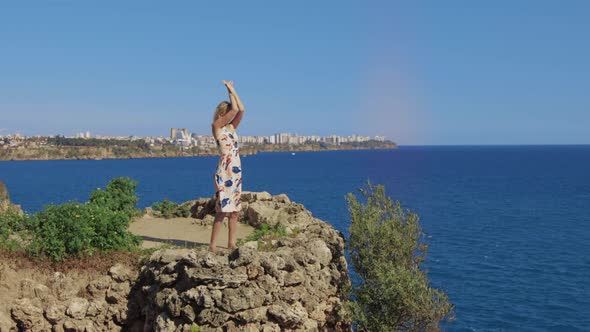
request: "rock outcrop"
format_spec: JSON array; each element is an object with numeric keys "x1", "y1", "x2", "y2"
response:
[
  {"x1": 2, "y1": 263, "x2": 137, "y2": 332},
  {"x1": 0, "y1": 180, "x2": 22, "y2": 214},
  {"x1": 190, "y1": 191, "x2": 316, "y2": 231},
  {"x1": 4, "y1": 192, "x2": 351, "y2": 331},
  {"x1": 132, "y1": 192, "x2": 351, "y2": 331},
  {"x1": 0, "y1": 181, "x2": 8, "y2": 202}
]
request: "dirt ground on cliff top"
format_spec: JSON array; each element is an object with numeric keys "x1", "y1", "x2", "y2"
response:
[{"x1": 129, "y1": 215, "x2": 255, "y2": 249}]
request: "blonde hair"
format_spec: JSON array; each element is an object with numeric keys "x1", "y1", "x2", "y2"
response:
[{"x1": 213, "y1": 101, "x2": 231, "y2": 122}]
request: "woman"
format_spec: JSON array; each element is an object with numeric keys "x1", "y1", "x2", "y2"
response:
[{"x1": 209, "y1": 80, "x2": 245, "y2": 252}]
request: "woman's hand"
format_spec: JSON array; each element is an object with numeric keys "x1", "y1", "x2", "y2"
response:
[{"x1": 222, "y1": 80, "x2": 236, "y2": 92}]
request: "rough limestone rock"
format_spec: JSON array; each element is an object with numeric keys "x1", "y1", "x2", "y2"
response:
[
  {"x1": 187, "y1": 190, "x2": 312, "y2": 229},
  {"x1": 0, "y1": 180, "x2": 22, "y2": 214},
  {"x1": 130, "y1": 192, "x2": 351, "y2": 331},
  {"x1": 5, "y1": 192, "x2": 351, "y2": 331},
  {"x1": 7, "y1": 264, "x2": 138, "y2": 332},
  {"x1": 0, "y1": 180, "x2": 8, "y2": 202}
]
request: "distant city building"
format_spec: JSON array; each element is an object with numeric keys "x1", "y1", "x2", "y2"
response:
[
  {"x1": 325, "y1": 135, "x2": 340, "y2": 145},
  {"x1": 231, "y1": 132, "x2": 384, "y2": 147},
  {"x1": 170, "y1": 128, "x2": 189, "y2": 141},
  {"x1": 170, "y1": 128, "x2": 191, "y2": 146},
  {"x1": 6, "y1": 129, "x2": 388, "y2": 149}
]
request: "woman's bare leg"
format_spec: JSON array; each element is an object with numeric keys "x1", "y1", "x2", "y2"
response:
[
  {"x1": 228, "y1": 212, "x2": 239, "y2": 249},
  {"x1": 209, "y1": 212, "x2": 226, "y2": 251}
]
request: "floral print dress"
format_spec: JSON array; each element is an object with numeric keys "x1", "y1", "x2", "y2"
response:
[{"x1": 213, "y1": 124, "x2": 242, "y2": 212}]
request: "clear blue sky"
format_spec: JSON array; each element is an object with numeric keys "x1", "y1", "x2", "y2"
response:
[{"x1": 1, "y1": 1, "x2": 588, "y2": 144}]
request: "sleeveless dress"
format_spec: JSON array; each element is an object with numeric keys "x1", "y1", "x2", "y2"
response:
[{"x1": 213, "y1": 124, "x2": 242, "y2": 212}]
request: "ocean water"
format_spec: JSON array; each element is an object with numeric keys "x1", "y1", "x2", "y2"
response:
[{"x1": 1, "y1": 146, "x2": 589, "y2": 331}]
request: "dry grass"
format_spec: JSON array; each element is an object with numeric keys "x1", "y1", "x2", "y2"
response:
[{"x1": 0, "y1": 248, "x2": 143, "y2": 274}]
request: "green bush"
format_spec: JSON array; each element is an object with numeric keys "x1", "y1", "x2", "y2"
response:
[
  {"x1": 89, "y1": 177, "x2": 140, "y2": 218},
  {"x1": 152, "y1": 199, "x2": 191, "y2": 219},
  {"x1": 346, "y1": 183, "x2": 453, "y2": 332},
  {"x1": 25, "y1": 177, "x2": 141, "y2": 261},
  {"x1": 0, "y1": 210, "x2": 27, "y2": 242},
  {"x1": 152, "y1": 199, "x2": 178, "y2": 219},
  {"x1": 176, "y1": 203, "x2": 191, "y2": 218},
  {"x1": 27, "y1": 202, "x2": 139, "y2": 261}
]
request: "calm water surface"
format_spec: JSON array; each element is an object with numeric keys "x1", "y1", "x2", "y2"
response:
[{"x1": 1, "y1": 146, "x2": 589, "y2": 331}]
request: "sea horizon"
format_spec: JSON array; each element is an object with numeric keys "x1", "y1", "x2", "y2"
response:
[{"x1": 1, "y1": 146, "x2": 588, "y2": 330}]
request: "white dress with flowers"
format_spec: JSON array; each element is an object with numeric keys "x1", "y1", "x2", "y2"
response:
[{"x1": 213, "y1": 124, "x2": 242, "y2": 212}]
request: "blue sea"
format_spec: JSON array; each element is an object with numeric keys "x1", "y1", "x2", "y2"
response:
[{"x1": 1, "y1": 146, "x2": 589, "y2": 331}]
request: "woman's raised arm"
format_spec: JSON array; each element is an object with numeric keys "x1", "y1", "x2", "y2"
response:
[
  {"x1": 227, "y1": 81, "x2": 245, "y2": 129},
  {"x1": 212, "y1": 81, "x2": 240, "y2": 129}
]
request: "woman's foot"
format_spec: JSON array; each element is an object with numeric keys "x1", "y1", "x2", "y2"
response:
[{"x1": 227, "y1": 243, "x2": 238, "y2": 251}]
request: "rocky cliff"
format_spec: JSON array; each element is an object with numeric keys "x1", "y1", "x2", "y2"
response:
[
  {"x1": 0, "y1": 141, "x2": 396, "y2": 161},
  {"x1": 3, "y1": 192, "x2": 351, "y2": 331},
  {"x1": 2, "y1": 263, "x2": 137, "y2": 332},
  {"x1": 0, "y1": 180, "x2": 22, "y2": 214}
]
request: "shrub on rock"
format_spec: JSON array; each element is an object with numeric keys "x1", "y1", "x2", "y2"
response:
[
  {"x1": 89, "y1": 177, "x2": 140, "y2": 219},
  {"x1": 151, "y1": 199, "x2": 192, "y2": 219},
  {"x1": 347, "y1": 183, "x2": 454, "y2": 332},
  {"x1": 26, "y1": 177, "x2": 141, "y2": 261},
  {"x1": 0, "y1": 209, "x2": 27, "y2": 247}
]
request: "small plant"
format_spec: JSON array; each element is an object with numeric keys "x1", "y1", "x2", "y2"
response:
[
  {"x1": 237, "y1": 223, "x2": 290, "y2": 250},
  {"x1": 0, "y1": 210, "x2": 25, "y2": 238},
  {"x1": 244, "y1": 223, "x2": 287, "y2": 242},
  {"x1": 0, "y1": 210, "x2": 28, "y2": 250},
  {"x1": 151, "y1": 199, "x2": 191, "y2": 219},
  {"x1": 346, "y1": 183, "x2": 454, "y2": 332},
  {"x1": 176, "y1": 203, "x2": 192, "y2": 218},
  {"x1": 152, "y1": 199, "x2": 179, "y2": 219}
]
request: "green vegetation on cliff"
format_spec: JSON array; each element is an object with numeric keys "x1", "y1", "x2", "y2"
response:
[
  {"x1": 0, "y1": 210, "x2": 26, "y2": 250},
  {"x1": 346, "y1": 183, "x2": 454, "y2": 331},
  {"x1": 89, "y1": 177, "x2": 142, "y2": 219},
  {"x1": 0, "y1": 177, "x2": 141, "y2": 261},
  {"x1": 48, "y1": 136, "x2": 151, "y2": 150},
  {"x1": 151, "y1": 199, "x2": 192, "y2": 218}
]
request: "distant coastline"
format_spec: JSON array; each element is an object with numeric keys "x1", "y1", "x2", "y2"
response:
[{"x1": 0, "y1": 141, "x2": 397, "y2": 161}]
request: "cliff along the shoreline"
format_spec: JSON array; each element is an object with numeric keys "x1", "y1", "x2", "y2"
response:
[{"x1": 2, "y1": 192, "x2": 351, "y2": 331}]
